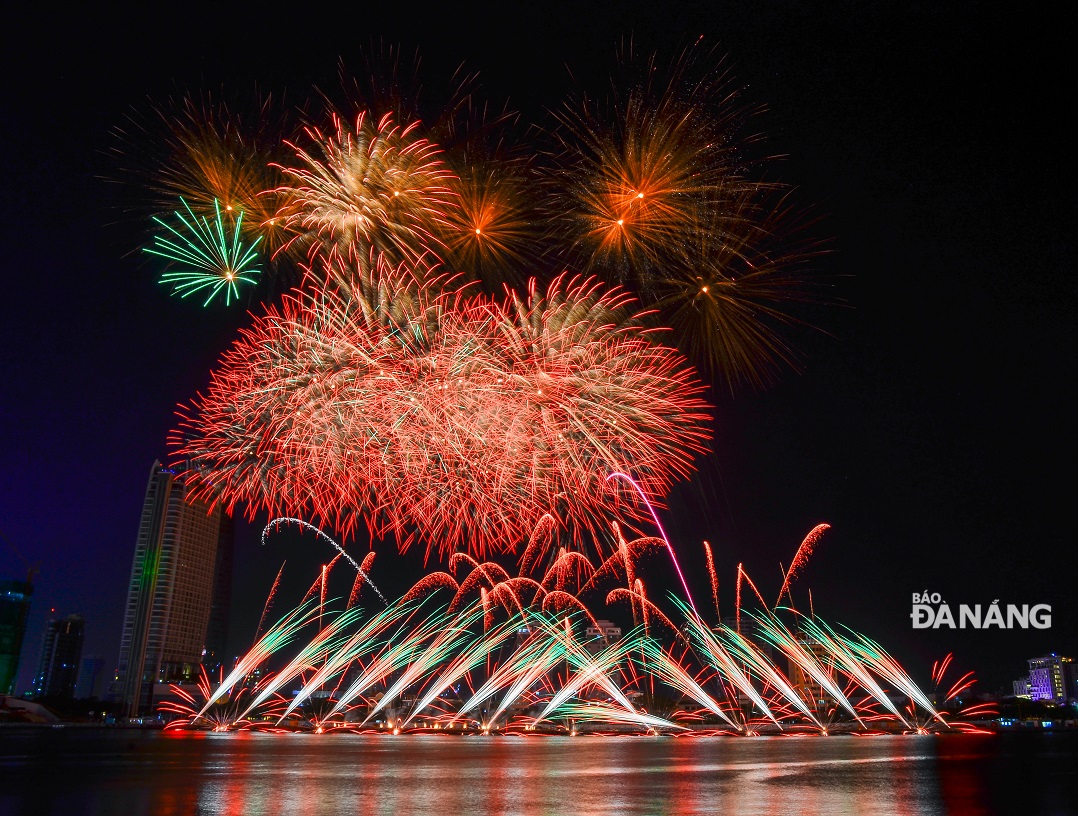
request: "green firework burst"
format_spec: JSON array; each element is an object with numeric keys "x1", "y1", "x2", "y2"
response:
[{"x1": 146, "y1": 198, "x2": 263, "y2": 306}]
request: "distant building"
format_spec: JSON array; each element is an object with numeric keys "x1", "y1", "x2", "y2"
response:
[
  {"x1": 787, "y1": 635, "x2": 830, "y2": 708},
  {"x1": 1012, "y1": 676, "x2": 1031, "y2": 698},
  {"x1": 584, "y1": 619, "x2": 622, "y2": 656},
  {"x1": 75, "y1": 656, "x2": 106, "y2": 700},
  {"x1": 586, "y1": 620, "x2": 622, "y2": 643},
  {"x1": 113, "y1": 461, "x2": 234, "y2": 718},
  {"x1": 33, "y1": 614, "x2": 84, "y2": 698},
  {"x1": 1028, "y1": 655, "x2": 1074, "y2": 703},
  {"x1": 0, "y1": 579, "x2": 34, "y2": 695}
]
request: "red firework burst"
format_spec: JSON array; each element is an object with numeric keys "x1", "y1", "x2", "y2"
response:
[{"x1": 171, "y1": 260, "x2": 711, "y2": 561}]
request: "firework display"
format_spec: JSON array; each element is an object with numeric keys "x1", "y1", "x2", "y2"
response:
[
  {"x1": 112, "y1": 44, "x2": 989, "y2": 740},
  {"x1": 163, "y1": 525, "x2": 993, "y2": 735}
]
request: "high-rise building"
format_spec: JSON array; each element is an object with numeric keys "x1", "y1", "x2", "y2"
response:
[
  {"x1": 75, "y1": 656, "x2": 106, "y2": 700},
  {"x1": 113, "y1": 460, "x2": 234, "y2": 717},
  {"x1": 787, "y1": 635, "x2": 830, "y2": 709},
  {"x1": 33, "y1": 614, "x2": 84, "y2": 698},
  {"x1": 1028, "y1": 655, "x2": 1074, "y2": 703},
  {"x1": 0, "y1": 578, "x2": 33, "y2": 695}
]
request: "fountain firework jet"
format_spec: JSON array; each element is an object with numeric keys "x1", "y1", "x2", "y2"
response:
[{"x1": 162, "y1": 528, "x2": 992, "y2": 737}]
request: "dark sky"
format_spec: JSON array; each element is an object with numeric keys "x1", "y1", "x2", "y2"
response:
[{"x1": 1, "y1": 3, "x2": 1073, "y2": 695}]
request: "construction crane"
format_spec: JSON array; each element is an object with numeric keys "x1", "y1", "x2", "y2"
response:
[{"x1": 0, "y1": 526, "x2": 38, "y2": 585}]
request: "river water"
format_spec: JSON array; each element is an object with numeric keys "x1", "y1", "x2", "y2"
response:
[{"x1": 0, "y1": 729, "x2": 1074, "y2": 815}]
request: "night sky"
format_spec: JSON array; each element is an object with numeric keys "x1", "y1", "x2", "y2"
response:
[{"x1": 1, "y1": 3, "x2": 1073, "y2": 695}]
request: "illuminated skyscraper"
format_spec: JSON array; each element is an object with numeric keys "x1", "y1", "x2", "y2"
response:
[
  {"x1": 32, "y1": 614, "x2": 84, "y2": 698},
  {"x1": 113, "y1": 460, "x2": 234, "y2": 717}
]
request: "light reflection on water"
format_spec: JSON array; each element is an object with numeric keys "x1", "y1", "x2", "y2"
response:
[{"x1": 0, "y1": 730, "x2": 1073, "y2": 816}]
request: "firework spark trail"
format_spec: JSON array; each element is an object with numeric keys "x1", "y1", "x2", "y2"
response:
[
  {"x1": 325, "y1": 605, "x2": 452, "y2": 721},
  {"x1": 199, "y1": 599, "x2": 321, "y2": 717},
  {"x1": 402, "y1": 572, "x2": 460, "y2": 603},
  {"x1": 541, "y1": 590, "x2": 603, "y2": 631},
  {"x1": 735, "y1": 563, "x2": 743, "y2": 633},
  {"x1": 487, "y1": 580, "x2": 529, "y2": 616},
  {"x1": 450, "y1": 567, "x2": 508, "y2": 613},
  {"x1": 262, "y1": 518, "x2": 387, "y2": 604},
  {"x1": 798, "y1": 616, "x2": 910, "y2": 726},
  {"x1": 537, "y1": 614, "x2": 645, "y2": 721},
  {"x1": 531, "y1": 639, "x2": 623, "y2": 725},
  {"x1": 748, "y1": 610, "x2": 862, "y2": 725},
  {"x1": 839, "y1": 629, "x2": 944, "y2": 725},
  {"x1": 456, "y1": 621, "x2": 563, "y2": 722},
  {"x1": 485, "y1": 632, "x2": 569, "y2": 727},
  {"x1": 606, "y1": 583, "x2": 682, "y2": 639},
  {"x1": 253, "y1": 560, "x2": 287, "y2": 646},
  {"x1": 736, "y1": 563, "x2": 772, "y2": 633},
  {"x1": 737, "y1": 564, "x2": 768, "y2": 609},
  {"x1": 402, "y1": 615, "x2": 521, "y2": 726},
  {"x1": 557, "y1": 700, "x2": 683, "y2": 732},
  {"x1": 310, "y1": 555, "x2": 343, "y2": 627},
  {"x1": 347, "y1": 552, "x2": 377, "y2": 609},
  {"x1": 161, "y1": 666, "x2": 288, "y2": 731},
  {"x1": 576, "y1": 533, "x2": 665, "y2": 595},
  {"x1": 282, "y1": 601, "x2": 425, "y2": 723},
  {"x1": 675, "y1": 600, "x2": 780, "y2": 729},
  {"x1": 240, "y1": 604, "x2": 363, "y2": 719},
  {"x1": 499, "y1": 576, "x2": 547, "y2": 609},
  {"x1": 578, "y1": 550, "x2": 628, "y2": 595},
  {"x1": 450, "y1": 554, "x2": 512, "y2": 585},
  {"x1": 617, "y1": 526, "x2": 635, "y2": 591},
  {"x1": 717, "y1": 621, "x2": 821, "y2": 730},
  {"x1": 635, "y1": 638, "x2": 737, "y2": 727},
  {"x1": 932, "y1": 654, "x2": 953, "y2": 686},
  {"x1": 518, "y1": 513, "x2": 558, "y2": 576},
  {"x1": 703, "y1": 540, "x2": 720, "y2": 620},
  {"x1": 775, "y1": 523, "x2": 830, "y2": 608},
  {"x1": 535, "y1": 641, "x2": 679, "y2": 732},
  {"x1": 606, "y1": 471, "x2": 698, "y2": 617},
  {"x1": 364, "y1": 605, "x2": 486, "y2": 724},
  {"x1": 540, "y1": 551, "x2": 595, "y2": 594}
]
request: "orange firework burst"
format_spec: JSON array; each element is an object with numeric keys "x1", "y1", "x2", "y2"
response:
[
  {"x1": 438, "y1": 163, "x2": 536, "y2": 288},
  {"x1": 550, "y1": 41, "x2": 828, "y2": 391},
  {"x1": 111, "y1": 91, "x2": 295, "y2": 259},
  {"x1": 654, "y1": 188, "x2": 829, "y2": 391},
  {"x1": 550, "y1": 42, "x2": 751, "y2": 275}
]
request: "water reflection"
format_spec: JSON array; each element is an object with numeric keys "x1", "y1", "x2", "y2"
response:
[{"x1": 0, "y1": 730, "x2": 1073, "y2": 816}]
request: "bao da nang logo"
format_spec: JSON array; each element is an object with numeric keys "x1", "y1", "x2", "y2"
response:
[{"x1": 911, "y1": 592, "x2": 1051, "y2": 629}]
